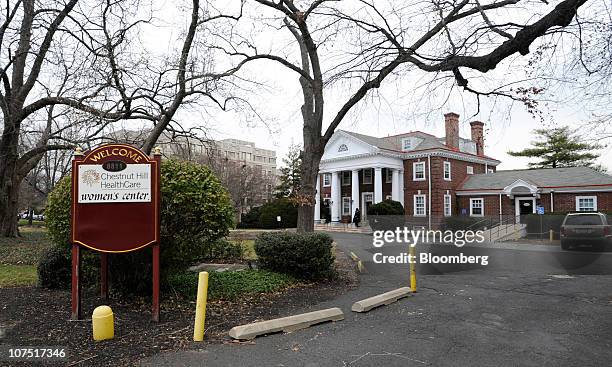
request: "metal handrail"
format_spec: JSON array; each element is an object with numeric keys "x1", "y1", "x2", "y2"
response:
[{"x1": 489, "y1": 215, "x2": 522, "y2": 242}]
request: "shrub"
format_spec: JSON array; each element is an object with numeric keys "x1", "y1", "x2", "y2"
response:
[
  {"x1": 258, "y1": 198, "x2": 298, "y2": 229},
  {"x1": 237, "y1": 206, "x2": 262, "y2": 229},
  {"x1": 166, "y1": 269, "x2": 295, "y2": 300},
  {"x1": 37, "y1": 247, "x2": 71, "y2": 289},
  {"x1": 206, "y1": 239, "x2": 243, "y2": 260},
  {"x1": 367, "y1": 200, "x2": 405, "y2": 231},
  {"x1": 42, "y1": 159, "x2": 234, "y2": 295},
  {"x1": 239, "y1": 198, "x2": 298, "y2": 229},
  {"x1": 254, "y1": 232, "x2": 334, "y2": 279},
  {"x1": 367, "y1": 200, "x2": 404, "y2": 216},
  {"x1": 45, "y1": 177, "x2": 72, "y2": 246},
  {"x1": 37, "y1": 245, "x2": 101, "y2": 289}
]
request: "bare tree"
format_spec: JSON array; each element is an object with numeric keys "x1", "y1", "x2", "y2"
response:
[
  {"x1": 0, "y1": 0, "x2": 245, "y2": 236},
  {"x1": 218, "y1": 0, "x2": 590, "y2": 231},
  {"x1": 199, "y1": 148, "x2": 275, "y2": 220}
]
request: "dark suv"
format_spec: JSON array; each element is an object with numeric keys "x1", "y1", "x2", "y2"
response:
[{"x1": 560, "y1": 212, "x2": 611, "y2": 251}]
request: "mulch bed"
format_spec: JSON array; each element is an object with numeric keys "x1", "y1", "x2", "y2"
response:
[{"x1": 0, "y1": 251, "x2": 358, "y2": 366}]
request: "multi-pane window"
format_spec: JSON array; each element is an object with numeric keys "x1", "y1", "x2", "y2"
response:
[
  {"x1": 470, "y1": 198, "x2": 484, "y2": 216},
  {"x1": 342, "y1": 197, "x2": 352, "y2": 215},
  {"x1": 413, "y1": 162, "x2": 425, "y2": 181},
  {"x1": 467, "y1": 166, "x2": 474, "y2": 175},
  {"x1": 414, "y1": 195, "x2": 426, "y2": 216},
  {"x1": 385, "y1": 169, "x2": 393, "y2": 183},
  {"x1": 363, "y1": 168, "x2": 373, "y2": 184},
  {"x1": 576, "y1": 196, "x2": 597, "y2": 211},
  {"x1": 341, "y1": 171, "x2": 351, "y2": 186},
  {"x1": 444, "y1": 194, "x2": 452, "y2": 217},
  {"x1": 323, "y1": 173, "x2": 331, "y2": 187},
  {"x1": 443, "y1": 161, "x2": 451, "y2": 181}
]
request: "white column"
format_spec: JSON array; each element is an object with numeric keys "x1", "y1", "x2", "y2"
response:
[
  {"x1": 314, "y1": 174, "x2": 321, "y2": 222},
  {"x1": 374, "y1": 167, "x2": 383, "y2": 203},
  {"x1": 331, "y1": 171, "x2": 340, "y2": 222},
  {"x1": 351, "y1": 169, "x2": 360, "y2": 217},
  {"x1": 391, "y1": 168, "x2": 400, "y2": 201},
  {"x1": 398, "y1": 170, "x2": 404, "y2": 206}
]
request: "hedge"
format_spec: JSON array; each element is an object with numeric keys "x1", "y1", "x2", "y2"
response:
[{"x1": 254, "y1": 232, "x2": 335, "y2": 279}]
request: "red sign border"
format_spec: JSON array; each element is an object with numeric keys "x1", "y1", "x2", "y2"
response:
[{"x1": 71, "y1": 144, "x2": 160, "y2": 253}]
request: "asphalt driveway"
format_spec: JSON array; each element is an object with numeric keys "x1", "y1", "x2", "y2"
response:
[{"x1": 140, "y1": 233, "x2": 612, "y2": 367}]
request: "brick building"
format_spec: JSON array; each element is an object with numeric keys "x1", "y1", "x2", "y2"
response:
[{"x1": 316, "y1": 113, "x2": 612, "y2": 227}]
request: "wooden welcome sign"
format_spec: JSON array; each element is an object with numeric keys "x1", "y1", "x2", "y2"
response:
[{"x1": 71, "y1": 144, "x2": 161, "y2": 321}]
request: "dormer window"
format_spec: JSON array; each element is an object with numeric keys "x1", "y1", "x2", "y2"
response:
[{"x1": 402, "y1": 138, "x2": 412, "y2": 151}]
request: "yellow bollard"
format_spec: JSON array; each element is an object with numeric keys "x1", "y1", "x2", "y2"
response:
[
  {"x1": 193, "y1": 271, "x2": 209, "y2": 342},
  {"x1": 92, "y1": 305, "x2": 114, "y2": 341},
  {"x1": 409, "y1": 245, "x2": 417, "y2": 292},
  {"x1": 549, "y1": 229, "x2": 554, "y2": 242}
]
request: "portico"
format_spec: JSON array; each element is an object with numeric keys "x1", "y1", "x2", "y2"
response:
[{"x1": 315, "y1": 131, "x2": 404, "y2": 223}]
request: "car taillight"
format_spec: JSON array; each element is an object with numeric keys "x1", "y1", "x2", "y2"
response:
[
  {"x1": 604, "y1": 227, "x2": 611, "y2": 236},
  {"x1": 560, "y1": 226, "x2": 565, "y2": 236}
]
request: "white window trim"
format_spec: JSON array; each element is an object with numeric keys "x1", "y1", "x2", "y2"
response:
[
  {"x1": 322, "y1": 173, "x2": 331, "y2": 187},
  {"x1": 413, "y1": 162, "x2": 426, "y2": 181},
  {"x1": 363, "y1": 168, "x2": 373, "y2": 184},
  {"x1": 443, "y1": 161, "x2": 451, "y2": 181},
  {"x1": 467, "y1": 166, "x2": 474, "y2": 175},
  {"x1": 414, "y1": 194, "x2": 426, "y2": 217},
  {"x1": 470, "y1": 198, "x2": 484, "y2": 217},
  {"x1": 385, "y1": 169, "x2": 393, "y2": 183},
  {"x1": 575, "y1": 196, "x2": 597, "y2": 211},
  {"x1": 444, "y1": 194, "x2": 452, "y2": 217},
  {"x1": 341, "y1": 171, "x2": 351, "y2": 186},
  {"x1": 342, "y1": 197, "x2": 352, "y2": 215}
]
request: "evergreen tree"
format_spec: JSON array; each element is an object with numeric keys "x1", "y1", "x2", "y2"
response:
[
  {"x1": 508, "y1": 127, "x2": 602, "y2": 168},
  {"x1": 276, "y1": 144, "x2": 303, "y2": 198}
]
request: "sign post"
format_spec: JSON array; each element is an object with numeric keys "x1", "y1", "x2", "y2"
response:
[{"x1": 71, "y1": 144, "x2": 161, "y2": 321}]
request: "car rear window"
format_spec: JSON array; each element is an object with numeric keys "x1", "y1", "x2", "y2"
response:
[{"x1": 564, "y1": 214, "x2": 603, "y2": 225}]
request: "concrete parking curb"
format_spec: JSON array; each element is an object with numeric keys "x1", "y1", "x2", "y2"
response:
[
  {"x1": 351, "y1": 287, "x2": 413, "y2": 313},
  {"x1": 228, "y1": 307, "x2": 344, "y2": 340}
]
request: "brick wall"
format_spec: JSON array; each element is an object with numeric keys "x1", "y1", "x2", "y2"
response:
[
  {"x1": 542, "y1": 192, "x2": 612, "y2": 213},
  {"x1": 403, "y1": 156, "x2": 488, "y2": 217},
  {"x1": 457, "y1": 192, "x2": 612, "y2": 219}
]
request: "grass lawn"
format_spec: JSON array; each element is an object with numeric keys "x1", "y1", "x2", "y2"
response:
[
  {"x1": 0, "y1": 226, "x2": 52, "y2": 287},
  {"x1": 17, "y1": 219, "x2": 45, "y2": 227},
  {"x1": 0, "y1": 265, "x2": 38, "y2": 287}
]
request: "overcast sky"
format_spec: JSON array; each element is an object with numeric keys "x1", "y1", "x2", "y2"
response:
[{"x1": 144, "y1": 0, "x2": 612, "y2": 171}]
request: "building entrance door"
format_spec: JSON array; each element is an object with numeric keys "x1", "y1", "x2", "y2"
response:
[{"x1": 362, "y1": 192, "x2": 374, "y2": 222}]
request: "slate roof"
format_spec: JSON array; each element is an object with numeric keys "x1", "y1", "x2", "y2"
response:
[
  {"x1": 458, "y1": 166, "x2": 612, "y2": 190},
  {"x1": 340, "y1": 130, "x2": 473, "y2": 153}
]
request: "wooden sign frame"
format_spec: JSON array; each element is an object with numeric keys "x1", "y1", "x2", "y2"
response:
[{"x1": 70, "y1": 144, "x2": 162, "y2": 321}]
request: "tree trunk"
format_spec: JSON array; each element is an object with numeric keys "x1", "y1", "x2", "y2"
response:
[
  {"x1": 0, "y1": 172, "x2": 22, "y2": 237},
  {"x1": 296, "y1": 132, "x2": 323, "y2": 232},
  {"x1": 0, "y1": 119, "x2": 22, "y2": 237}
]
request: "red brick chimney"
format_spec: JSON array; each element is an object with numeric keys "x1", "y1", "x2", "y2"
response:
[
  {"x1": 470, "y1": 121, "x2": 484, "y2": 156},
  {"x1": 444, "y1": 112, "x2": 459, "y2": 150}
]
